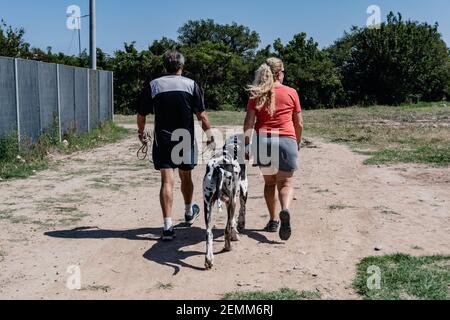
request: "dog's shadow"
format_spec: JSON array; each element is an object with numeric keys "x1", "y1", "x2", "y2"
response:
[{"x1": 45, "y1": 225, "x2": 226, "y2": 275}]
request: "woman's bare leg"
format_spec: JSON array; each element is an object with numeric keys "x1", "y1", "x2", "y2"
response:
[
  {"x1": 263, "y1": 174, "x2": 278, "y2": 221},
  {"x1": 277, "y1": 171, "x2": 295, "y2": 211}
]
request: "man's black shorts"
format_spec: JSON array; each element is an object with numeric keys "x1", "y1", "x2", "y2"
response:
[{"x1": 152, "y1": 138, "x2": 197, "y2": 171}]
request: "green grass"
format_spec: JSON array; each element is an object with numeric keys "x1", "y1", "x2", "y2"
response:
[
  {"x1": 328, "y1": 204, "x2": 353, "y2": 211},
  {"x1": 61, "y1": 122, "x2": 130, "y2": 153},
  {"x1": 157, "y1": 282, "x2": 174, "y2": 290},
  {"x1": 82, "y1": 285, "x2": 111, "y2": 293},
  {"x1": 114, "y1": 111, "x2": 247, "y2": 127},
  {"x1": 114, "y1": 102, "x2": 450, "y2": 165},
  {"x1": 0, "y1": 122, "x2": 129, "y2": 180},
  {"x1": 223, "y1": 288, "x2": 321, "y2": 300},
  {"x1": 305, "y1": 102, "x2": 450, "y2": 166},
  {"x1": 0, "y1": 209, "x2": 16, "y2": 220},
  {"x1": 207, "y1": 111, "x2": 246, "y2": 126},
  {"x1": 354, "y1": 254, "x2": 450, "y2": 300}
]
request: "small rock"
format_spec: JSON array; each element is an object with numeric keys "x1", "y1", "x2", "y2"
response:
[
  {"x1": 374, "y1": 245, "x2": 383, "y2": 251},
  {"x1": 62, "y1": 140, "x2": 69, "y2": 147},
  {"x1": 293, "y1": 197, "x2": 298, "y2": 201},
  {"x1": 16, "y1": 155, "x2": 22, "y2": 160}
]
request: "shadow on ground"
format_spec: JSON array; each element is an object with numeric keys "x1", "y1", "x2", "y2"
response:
[{"x1": 45, "y1": 225, "x2": 230, "y2": 275}]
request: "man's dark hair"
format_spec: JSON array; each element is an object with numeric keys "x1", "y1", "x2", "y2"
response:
[{"x1": 163, "y1": 50, "x2": 185, "y2": 74}]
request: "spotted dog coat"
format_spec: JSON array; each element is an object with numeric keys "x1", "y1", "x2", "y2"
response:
[{"x1": 203, "y1": 135, "x2": 248, "y2": 270}]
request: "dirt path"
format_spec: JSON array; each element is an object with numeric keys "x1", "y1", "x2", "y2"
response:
[{"x1": 0, "y1": 127, "x2": 449, "y2": 300}]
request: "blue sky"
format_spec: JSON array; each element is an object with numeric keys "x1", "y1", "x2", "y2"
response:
[{"x1": 1, "y1": 0, "x2": 449, "y2": 55}]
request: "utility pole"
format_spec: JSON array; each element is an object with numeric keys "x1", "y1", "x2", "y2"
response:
[
  {"x1": 77, "y1": 17, "x2": 82, "y2": 58},
  {"x1": 89, "y1": 0, "x2": 97, "y2": 70}
]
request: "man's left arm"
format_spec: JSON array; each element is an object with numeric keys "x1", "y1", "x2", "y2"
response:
[
  {"x1": 193, "y1": 83, "x2": 214, "y2": 145},
  {"x1": 196, "y1": 111, "x2": 214, "y2": 145}
]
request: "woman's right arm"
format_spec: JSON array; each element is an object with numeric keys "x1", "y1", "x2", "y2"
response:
[
  {"x1": 293, "y1": 112, "x2": 304, "y2": 150},
  {"x1": 243, "y1": 109, "x2": 256, "y2": 146}
]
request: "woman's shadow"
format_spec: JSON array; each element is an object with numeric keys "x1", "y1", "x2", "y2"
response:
[{"x1": 45, "y1": 224, "x2": 225, "y2": 275}]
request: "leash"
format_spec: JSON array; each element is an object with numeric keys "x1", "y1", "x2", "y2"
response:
[
  {"x1": 137, "y1": 131, "x2": 153, "y2": 161},
  {"x1": 137, "y1": 131, "x2": 216, "y2": 161}
]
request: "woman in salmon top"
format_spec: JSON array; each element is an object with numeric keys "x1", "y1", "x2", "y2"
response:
[{"x1": 244, "y1": 57, "x2": 304, "y2": 241}]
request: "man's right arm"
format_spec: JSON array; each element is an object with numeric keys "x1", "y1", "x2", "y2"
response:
[
  {"x1": 136, "y1": 83, "x2": 153, "y2": 142},
  {"x1": 137, "y1": 114, "x2": 146, "y2": 136}
]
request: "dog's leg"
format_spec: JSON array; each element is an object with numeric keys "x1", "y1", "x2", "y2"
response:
[
  {"x1": 204, "y1": 200, "x2": 214, "y2": 270},
  {"x1": 224, "y1": 188, "x2": 237, "y2": 252},
  {"x1": 238, "y1": 165, "x2": 248, "y2": 233},
  {"x1": 231, "y1": 214, "x2": 240, "y2": 242}
]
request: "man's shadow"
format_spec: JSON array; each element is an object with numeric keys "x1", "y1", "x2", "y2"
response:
[{"x1": 45, "y1": 225, "x2": 225, "y2": 275}]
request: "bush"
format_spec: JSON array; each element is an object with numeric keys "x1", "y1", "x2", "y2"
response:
[{"x1": 329, "y1": 12, "x2": 450, "y2": 106}]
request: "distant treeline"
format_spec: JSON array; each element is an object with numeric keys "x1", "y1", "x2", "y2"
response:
[{"x1": 1, "y1": 12, "x2": 449, "y2": 114}]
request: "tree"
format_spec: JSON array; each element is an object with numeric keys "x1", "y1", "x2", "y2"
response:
[
  {"x1": 0, "y1": 19, "x2": 30, "y2": 57},
  {"x1": 274, "y1": 33, "x2": 343, "y2": 109},
  {"x1": 329, "y1": 12, "x2": 450, "y2": 105},
  {"x1": 149, "y1": 37, "x2": 179, "y2": 56},
  {"x1": 112, "y1": 42, "x2": 163, "y2": 114},
  {"x1": 178, "y1": 19, "x2": 260, "y2": 56},
  {"x1": 183, "y1": 41, "x2": 249, "y2": 110}
]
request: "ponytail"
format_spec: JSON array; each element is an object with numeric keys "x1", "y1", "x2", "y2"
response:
[{"x1": 247, "y1": 58, "x2": 283, "y2": 116}]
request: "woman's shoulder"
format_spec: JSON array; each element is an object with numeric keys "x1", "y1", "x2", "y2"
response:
[{"x1": 276, "y1": 85, "x2": 299, "y2": 95}]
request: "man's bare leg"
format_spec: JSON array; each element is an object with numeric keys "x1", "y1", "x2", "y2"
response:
[
  {"x1": 179, "y1": 169, "x2": 194, "y2": 206},
  {"x1": 160, "y1": 169, "x2": 175, "y2": 226}
]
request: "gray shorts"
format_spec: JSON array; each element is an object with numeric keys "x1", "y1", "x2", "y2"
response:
[{"x1": 253, "y1": 135, "x2": 299, "y2": 172}]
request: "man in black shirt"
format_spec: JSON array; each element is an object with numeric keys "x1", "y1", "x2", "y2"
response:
[{"x1": 137, "y1": 50, "x2": 214, "y2": 241}]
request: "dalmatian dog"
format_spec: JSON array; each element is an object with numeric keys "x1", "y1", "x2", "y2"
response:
[{"x1": 203, "y1": 135, "x2": 248, "y2": 270}]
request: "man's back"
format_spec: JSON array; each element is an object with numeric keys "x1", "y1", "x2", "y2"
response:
[
  {"x1": 148, "y1": 75, "x2": 204, "y2": 137},
  {"x1": 137, "y1": 73, "x2": 206, "y2": 170}
]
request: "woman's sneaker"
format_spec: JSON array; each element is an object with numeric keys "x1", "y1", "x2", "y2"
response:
[
  {"x1": 264, "y1": 220, "x2": 280, "y2": 233},
  {"x1": 185, "y1": 204, "x2": 201, "y2": 226},
  {"x1": 279, "y1": 210, "x2": 292, "y2": 241},
  {"x1": 162, "y1": 228, "x2": 176, "y2": 241}
]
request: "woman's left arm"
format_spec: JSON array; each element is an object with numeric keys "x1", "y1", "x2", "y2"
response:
[{"x1": 293, "y1": 112, "x2": 304, "y2": 150}]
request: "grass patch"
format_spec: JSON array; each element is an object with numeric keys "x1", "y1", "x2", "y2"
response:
[
  {"x1": 0, "y1": 122, "x2": 130, "y2": 180},
  {"x1": 354, "y1": 254, "x2": 450, "y2": 300},
  {"x1": 305, "y1": 102, "x2": 450, "y2": 166},
  {"x1": 82, "y1": 285, "x2": 111, "y2": 293},
  {"x1": 363, "y1": 145, "x2": 450, "y2": 165},
  {"x1": 0, "y1": 209, "x2": 16, "y2": 220},
  {"x1": 328, "y1": 204, "x2": 353, "y2": 211},
  {"x1": 115, "y1": 103, "x2": 450, "y2": 165},
  {"x1": 114, "y1": 111, "x2": 246, "y2": 127},
  {"x1": 62, "y1": 122, "x2": 130, "y2": 154},
  {"x1": 157, "y1": 282, "x2": 174, "y2": 290},
  {"x1": 374, "y1": 206, "x2": 400, "y2": 216},
  {"x1": 10, "y1": 215, "x2": 29, "y2": 224},
  {"x1": 0, "y1": 250, "x2": 6, "y2": 262},
  {"x1": 207, "y1": 111, "x2": 246, "y2": 126},
  {"x1": 223, "y1": 288, "x2": 321, "y2": 300}
]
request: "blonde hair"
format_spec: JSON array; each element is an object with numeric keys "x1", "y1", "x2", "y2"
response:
[{"x1": 247, "y1": 57, "x2": 284, "y2": 116}]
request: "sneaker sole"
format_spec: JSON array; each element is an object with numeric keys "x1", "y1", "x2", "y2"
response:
[
  {"x1": 279, "y1": 210, "x2": 292, "y2": 241},
  {"x1": 185, "y1": 206, "x2": 201, "y2": 226}
]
